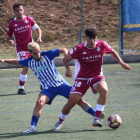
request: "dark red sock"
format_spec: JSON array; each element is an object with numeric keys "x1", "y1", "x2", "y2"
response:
[
  {"x1": 19, "y1": 80, "x2": 25, "y2": 86},
  {"x1": 59, "y1": 117, "x2": 64, "y2": 122},
  {"x1": 95, "y1": 111, "x2": 102, "y2": 117}
]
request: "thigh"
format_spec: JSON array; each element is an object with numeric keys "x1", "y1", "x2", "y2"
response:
[
  {"x1": 68, "y1": 93, "x2": 82, "y2": 105},
  {"x1": 92, "y1": 80, "x2": 108, "y2": 94},
  {"x1": 58, "y1": 83, "x2": 71, "y2": 99},
  {"x1": 91, "y1": 76, "x2": 107, "y2": 94},
  {"x1": 37, "y1": 93, "x2": 50, "y2": 104},
  {"x1": 40, "y1": 89, "x2": 57, "y2": 105},
  {"x1": 71, "y1": 79, "x2": 90, "y2": 96}
]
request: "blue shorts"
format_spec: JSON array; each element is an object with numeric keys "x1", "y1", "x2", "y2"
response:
[{"x1": 40, "y1": 83, "x2": 71, "y2": 105}]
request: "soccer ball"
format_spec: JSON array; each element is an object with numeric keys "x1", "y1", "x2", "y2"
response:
[{"x1": 107, "y1": 114, "x2": 122, "y2": 129}]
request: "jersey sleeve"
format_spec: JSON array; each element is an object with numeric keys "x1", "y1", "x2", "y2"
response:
[
  {"x1": 7, "y1": 22, "x2": 13, "y2": 38},
  {"x1": 29, "y1": 17, "x2": 39, "y2": 30},
  {"x1": 19, "y1": 58, "x2": 29, "y2": 67},
  {"x1": 68, "y1": 46, "x2": 79, "y2": 59},
  {"x1": 103, "y1": 41, "x2": 113, "y2": 54},
  {"x1": 43, "y1": 49, "x2": 59, "y2": 60}
]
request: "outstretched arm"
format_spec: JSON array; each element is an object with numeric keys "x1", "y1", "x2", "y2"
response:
[
  {"x1": 59, "y1": 48, "x2": 73, "y2": 78},
  {"x1": 0, "y1": 58, "x2": 21, "y2": 66},
  {"x1": 110, "y1": 49, "x2": 131, "y2": 70}
]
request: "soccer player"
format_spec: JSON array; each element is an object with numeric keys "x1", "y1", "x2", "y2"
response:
[
  {"x1": 7, "y1": 2, "x2": 42, "y2": 94},
  {"x1": 54, "y1": 28, "x2": 131, "y2": 129},
  {"x1": 0, "y1": 42, "x2": 104, "y2": 134}
]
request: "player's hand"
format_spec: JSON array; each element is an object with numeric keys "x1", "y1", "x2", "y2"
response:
[
  {"x1": 65, "y1": 68, "x2": 72, "y2": 78},
  {"x1": 0, "y1": 58, "x2": 4, "y2": 63},
  {"x1": 120, "y1": 62, "x2": 131, "y2": 70},
  {"x1": 8, "y1": 40, "x2": 15, "y2": 46},
  {"x1": 63, "y1": 55, "x2": 71, "y2": 63},
  {"x1": 37, "y1": 38, "x2": 42, "y2": 44}
]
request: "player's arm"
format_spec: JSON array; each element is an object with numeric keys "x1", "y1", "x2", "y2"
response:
[
  {"x1": 0, "y1": 58, "x2": 21, "y2": 66},
  {"x1": 35, "y1": 26, "x2": 42, "y2": 44},
  {"x1": 110, "y1": 49, "x2": 131, "y2": 70},
  {"x1": 59, "y1": 48, "x2": 72, "y2": 78},
  {"x1": 59, "y1": 48, "x2": 73, "y2": 62},
  {"x1": 7, "y1": 22, "x2": 15, "y2": 46}
]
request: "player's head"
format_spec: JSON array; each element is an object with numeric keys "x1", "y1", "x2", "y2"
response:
[
  {"x1": 85, "y1": 28, "x2": 97, "y2": 39},
  {"x1": 85, "y1": 28, "x2": 97, "y2": 48},
  {"x1": 13, "y1": 3, "x2": 24, "y2": 20},
  {"x1": 28, "y1": 42, "x2": 41, "y2": 61}
]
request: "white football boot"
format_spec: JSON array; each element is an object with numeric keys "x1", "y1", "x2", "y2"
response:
[
  {"x1": 92, "y1": 118, "x2": 102, "y2": 127},
  {"x1": 23, "y1": 126, "x2": 36, "y2": 134},
  {"x1": 53, "y1": 121, "x2": 63, "y2": 131}
]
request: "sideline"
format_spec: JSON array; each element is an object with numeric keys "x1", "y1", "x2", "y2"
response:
[{"x1": 0, "y1": 54, "x2": 140, "y2": 69}]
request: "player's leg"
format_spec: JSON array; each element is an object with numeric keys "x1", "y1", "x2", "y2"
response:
[
  {"x1": 77, "y1": 98, "x2": 105, "y2": 119},
  {"x1": 53, "y1": 80, "x2": 89, "y2": 131},
  {"x1": 17, "y1": 67, "x2": 28, "y2": 94},
  {"x1": 92, "y1": 80, "x2": 108, "y2": 127},
  {"x1": 53, "y1": 93, "x2": 81, "y2": 131},
  {"x1": 17, "y1": 51, "x2": 31, "y2": 94},
  {"x1": 77, "y1": 98, "x2": 96, "y2": 116},
  {"x1": 24, "y1": 88, "x2": 58, "y2": 134},
  {"x1": 23, "y1": 93, "x2": 50, "y2": 134}
]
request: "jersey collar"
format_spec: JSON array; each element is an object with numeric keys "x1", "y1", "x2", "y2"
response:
[
  {"x1": 14, "y1": 15, "x2": 26, "y2": 21},
  {"x1": 84, "y1": 41, "x2": 98, "y2": 49}
]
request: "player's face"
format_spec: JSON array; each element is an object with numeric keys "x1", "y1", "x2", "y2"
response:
[
  {"x1": 31, "y1": 49, "x2": 41, "y2": 61},
  {"x1": 86, "y1": 36, "x2": 97, "y2": 48},
  {"x1": 14, "y1": 6, "x2": 24, "y2": 20}
]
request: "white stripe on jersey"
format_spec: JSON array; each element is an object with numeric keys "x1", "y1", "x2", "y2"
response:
[
  {"x1": 28, "y1": 55, "x2": 65, "y2": 89},
  {"x1": 32, "y1": 24, "x2": 39, "y2": 30}
]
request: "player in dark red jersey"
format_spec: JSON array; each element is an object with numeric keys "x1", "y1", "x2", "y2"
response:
[
  {"x1": 7, "y1": 3, "x2": 42, "y2": 94},
  {"x1": 54, "y1": 28, "x2": 131, "y2": 129}
]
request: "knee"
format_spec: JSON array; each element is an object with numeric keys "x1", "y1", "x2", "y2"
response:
[
  {"x1": 77, "y1": 98, "x2": 83, "y2": 106},
  {"x1": 36, "y1": 99, "x2": 45, "y2": 108},
  {"x1": 104, "y1": 88, "x2": 108, "y2": 94},
  {"x1": 100, "y1": 88, "x2": 108, "y2": 97}
]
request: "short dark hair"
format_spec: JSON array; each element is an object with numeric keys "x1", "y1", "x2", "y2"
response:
[
  {"x1": 13, "y1": 3, "x2": 23, "y2": 11},
  {"x1": 85, "y1": 28, "x2": 97, "y2": 39}
]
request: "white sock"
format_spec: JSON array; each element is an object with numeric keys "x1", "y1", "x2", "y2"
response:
[
  {"x1": 94, "y1": 104, "x2": 105, "y2": 119},
  {"x1": 19, "y1": 74, "x2": 27, "y2": 89},
  {"x1": 59, "y1": 112, "x2": 68, "y2": 121},
  {"x1": 96, "y1": 104, "x2": 105, "y2": 111}
]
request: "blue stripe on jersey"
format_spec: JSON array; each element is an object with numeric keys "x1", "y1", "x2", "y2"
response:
[{"x1": 19, "y1": 49, "x2": 66, "y2": 89}]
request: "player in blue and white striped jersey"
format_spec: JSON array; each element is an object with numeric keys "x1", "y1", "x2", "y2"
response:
[
  {"x1": 20, "y1": 45, "x2": 67, "y2": 89},
  {"x1": 0, "y1": 42, "x2": 101, "y2": 134}
]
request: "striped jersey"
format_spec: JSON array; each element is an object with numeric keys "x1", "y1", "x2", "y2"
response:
[{"x1": 19, "y1": 49, "x2": 66, "y2": 89}]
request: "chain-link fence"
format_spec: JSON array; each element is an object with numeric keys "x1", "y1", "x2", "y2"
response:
[{"x1": 1, "y1": 0, "x2": 139, "y2": 58}]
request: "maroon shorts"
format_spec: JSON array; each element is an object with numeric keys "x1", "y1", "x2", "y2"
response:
[
  {"x1": 17, "y1": 51, "x2": 31, "y2": 60},
  {"x1": 70, "y1": 75, "x2": 105, "y2": 96}
]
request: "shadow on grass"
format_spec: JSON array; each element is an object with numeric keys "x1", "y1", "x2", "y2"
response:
[
  {"x1": 128, "y1": 83, "x2": 140, "y2": 87},
  {"x1": 0, "y1": 91, "x2": 40, "y2": 97},
  {"x1": 0, "y1": 128, "x2": 112, "y2": 139}
]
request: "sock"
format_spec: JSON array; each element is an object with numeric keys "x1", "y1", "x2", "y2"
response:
[
  {"x1": 95, "y1": 104, "x2": 105, "y2": 118},
  {"x1": 59, "y1": 112, "x2": 68, "y2": 123},
  {"x1": 19, "y1": 74, "x2": 27, "y2": 89},
  {"x1": 31, "y1": 115, "x2": 39, "y2": 126},
  {"x1": 87, "y1": 107, "x2": 96, "y2": 117}
]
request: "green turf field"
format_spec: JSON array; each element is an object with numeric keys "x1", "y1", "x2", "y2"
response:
[{"x1": 0, "y1": 63, "x2": 140, "y2": 140}]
